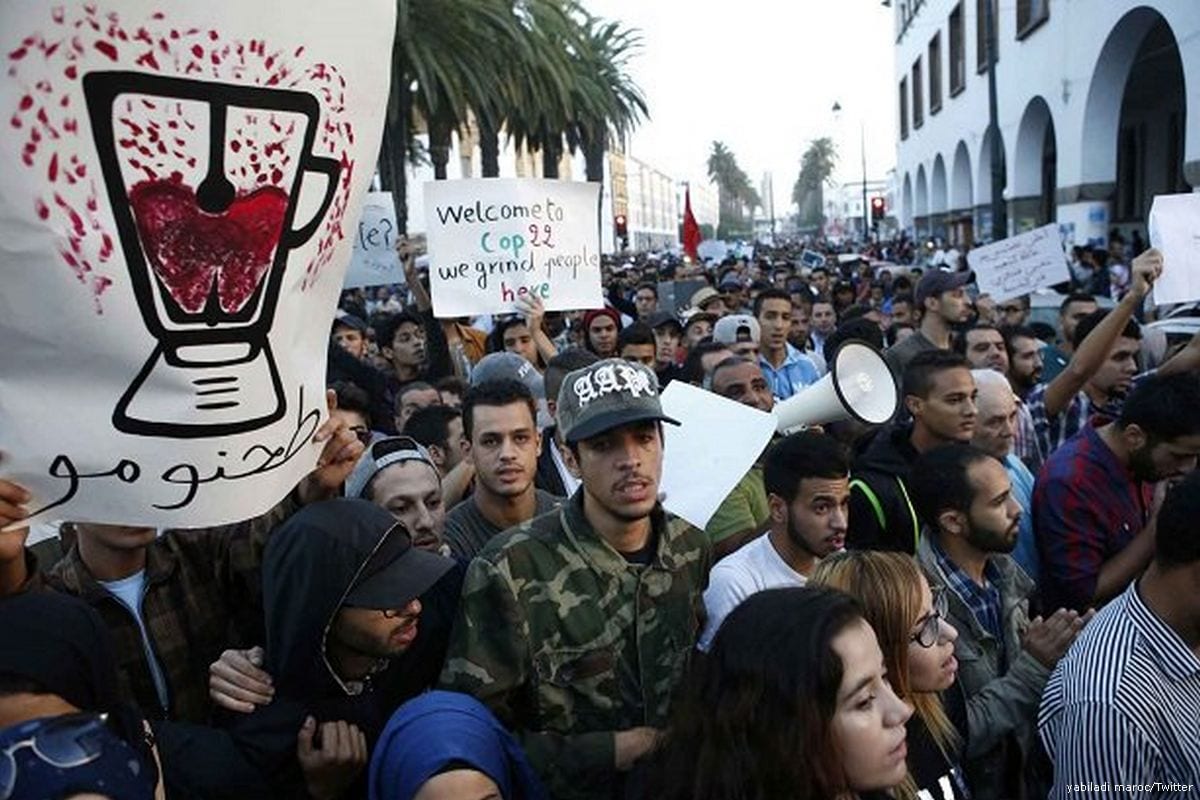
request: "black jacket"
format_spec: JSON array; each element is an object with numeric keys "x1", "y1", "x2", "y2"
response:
[
  {"x1": 227, "y1": 500, "x2": 452, "y2": 798},
  {"x1": 848, "y1": 423, "x2": 922, "y2": 553},
  {"x1": 534, "y1": 424, "x2": 569, "y2": 498}
]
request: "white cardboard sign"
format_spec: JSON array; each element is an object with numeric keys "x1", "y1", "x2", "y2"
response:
[
  {"x1": 967, "y1": 223, "x2": 1069, "y2": 302},
  {"x1": 343, "y1": 191, "x2": 403, "y2": 288},
  {"x1": 1148, "y1": 193, "x2": 1200, "y2": 305},
  {"x1": 660, "y1": 381, "x2": 777, "y2": 530},
  {"x1": 424, "y1": 178, "x2": 603, "y2": 317},
  {"x1": 0, "y1": 0, "x2": 394, "y2": 527}
]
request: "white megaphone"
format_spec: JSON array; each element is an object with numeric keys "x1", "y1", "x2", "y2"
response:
[{"x1": 772, "y1": 340, "x2": 899, "y2": 433}]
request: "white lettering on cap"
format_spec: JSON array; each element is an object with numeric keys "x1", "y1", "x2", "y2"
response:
[
  {"x1": 615, "y1": 364, "x2": 654, "y2": 398},
  {"x1": 573, "y1": 364, "x2": 657, "y2": 408}
]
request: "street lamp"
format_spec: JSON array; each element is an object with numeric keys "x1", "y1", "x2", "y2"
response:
[
  {"x1": 983, "y1": 0, "x2": 1006, "y2": 240},
  {"x1": 832, "y1": 101, "x2": 870, "y2": 244}
]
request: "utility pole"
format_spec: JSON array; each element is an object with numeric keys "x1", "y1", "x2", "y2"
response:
[
  {"x1": 983, "y1": 0, "x2": 1006, "y2": 241},
  {"x1": 860, "y1": 121, "x2": 869, "y2": 243}
]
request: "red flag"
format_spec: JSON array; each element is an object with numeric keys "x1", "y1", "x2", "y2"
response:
[{"x1": 682, "y1": 187, "x2": 701, "y2": 261}]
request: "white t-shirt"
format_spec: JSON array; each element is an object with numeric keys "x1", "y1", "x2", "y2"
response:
[
  {"x1": 101, "y1": 570, "x2": 171, "y2": 710},
  {"x1": 699, "y1": 533, "x2": 808, "y2": 651}
]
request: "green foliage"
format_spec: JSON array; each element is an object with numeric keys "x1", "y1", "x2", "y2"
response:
[
  {"x1": 379, "y1": 0, "x2": 648, "y2": 228},
  {"x1": 707, "y1": 141, "x2": 759, "y2": 238},
  {"x1": 792, "y1": 137, "x2": 837, "y2": 228}
]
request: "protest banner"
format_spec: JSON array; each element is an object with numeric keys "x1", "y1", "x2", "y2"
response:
[
  {"x1": 660, "y1": 381, "x2": 777, "y2": 530},
  {"x1": 1149, "y1": 193, "x2": 1200, "y2": 305},
  {"x1": 0, "y1": 0, "x2": 393, "y2": 527},
  {"x1": 966, "y1": 223, "x2": 1070, "y2": 302},
  {"x1": 343, "y1": 191, "x2": 404, "y2": 289},
  {"x1": 696, "y1": 239, "x2": 728, "y2": 263},
  {"x1": 424, "y1": 178, "x2": 603, "y2": 317}
]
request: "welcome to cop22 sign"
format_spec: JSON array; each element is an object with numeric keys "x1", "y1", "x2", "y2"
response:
[{"x1": 424, "y1": 178, "x2": 603, "y2": 317}]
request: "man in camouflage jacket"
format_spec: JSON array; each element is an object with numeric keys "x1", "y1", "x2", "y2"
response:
[{"x1": 441, "y1": 359, "x2": 710, "y2": 799}]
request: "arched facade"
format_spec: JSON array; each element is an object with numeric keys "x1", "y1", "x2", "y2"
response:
[{"x1": 915, "y1": 164, "x2": 929, "y2": 235}]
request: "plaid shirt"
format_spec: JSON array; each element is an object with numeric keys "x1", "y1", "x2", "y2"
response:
[
  {"x1": 1013, "y1": 398, "x2": 1043, "y2": 471},
  {"x1": 45, "y1": 493, "x2": 298, "y2": 723},
  {"x1": 930, "y1": 536, "x2": 1006, "y2": 658},
  {"x1": 1025, "y1": 372, "x2": 1151, "y2": 460},
  {"x1": 1032, "y1": 420, "x2": 1152, "y2": 613}
]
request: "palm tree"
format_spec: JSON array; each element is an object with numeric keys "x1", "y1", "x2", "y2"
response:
[
  {"x1": 708, "y1": 141, "x2": 758, "y2": 238},
  {"x1": 792, "y1": 136, "x2": 838, "y2": 229},
  {"x1": 378, "y1": 0, "x2": 521, "y2": 231},
  {"x1": 477, "y1": 0, "x2": 577, "y2": 179},
  {"x1": 564, "y1": 14, "x2": 647, "y2": 183}
]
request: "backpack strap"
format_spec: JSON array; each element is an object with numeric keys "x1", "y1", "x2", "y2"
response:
[{"x1": 849, "y1": 478, "x2": 886, "y2": 530}]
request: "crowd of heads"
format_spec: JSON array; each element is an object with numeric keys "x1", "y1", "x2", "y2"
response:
[{"x1": 3, "y1": 230, "x2": 1199, "y2": 800}]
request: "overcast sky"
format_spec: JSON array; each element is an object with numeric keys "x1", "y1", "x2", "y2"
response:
[{"x1": 582, "y1": 0, "x2": 898, "y2": 213}]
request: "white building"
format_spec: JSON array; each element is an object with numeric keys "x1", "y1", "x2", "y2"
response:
[
  {"x1": 893, "y1": 0, "x2": 1200, "y2": 247},
  {"x1": 823, "y1": 178, "x2": 892, "y2": 239},
  {"x1": 622, "y1": 154, "x2": 680, "y2": 251}
]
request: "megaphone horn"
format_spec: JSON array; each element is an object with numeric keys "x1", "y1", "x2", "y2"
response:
[{"x1": 772, "y1": 339, "x2": 899, "y2": 434}]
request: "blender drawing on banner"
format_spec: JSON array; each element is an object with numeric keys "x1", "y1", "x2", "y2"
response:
[{"x1": 83, "y1": 71, "x2": 340, "y2": 438}]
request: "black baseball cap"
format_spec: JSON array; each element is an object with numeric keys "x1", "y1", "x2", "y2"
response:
[
  {"x1": 344, "y1": 517, "x2": 454, "y2": 610},
  {"x1": 915, "y1": 269, "x2": 975, "y2": 306},
  {"x1": 557, "y1": 359, "x2": 679, "y2": 444},
  {"x1": 646, "y1": 310, "x2": 683, "y2": 333}
]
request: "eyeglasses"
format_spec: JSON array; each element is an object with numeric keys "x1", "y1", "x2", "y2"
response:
[
  {"x1": 0, "y1": 713, "x2": 110, "y2": 800},
  {"x1": 910, "y1": 587, "x2": 949, "y2": 649}
]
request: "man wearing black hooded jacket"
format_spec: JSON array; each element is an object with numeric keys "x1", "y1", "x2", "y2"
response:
[
  {"x1": 849, "y1": 350, "x2": 978, "y2": 553},
  {"x1": 227, "y1": 499, "x2": 454, "y2": 799}
]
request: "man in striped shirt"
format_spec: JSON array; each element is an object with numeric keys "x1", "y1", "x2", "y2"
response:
[{"x1": 1039, "y1": 468, "x2": 1200, "y2": 799}]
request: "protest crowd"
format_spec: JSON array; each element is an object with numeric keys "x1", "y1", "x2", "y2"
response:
[{"x1": 5, "y1": 225, "x2": 1200, "y2": 800}]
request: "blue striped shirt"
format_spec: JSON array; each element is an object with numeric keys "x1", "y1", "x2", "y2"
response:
[{"x1": 1038, "y1": 583, "x2": 1200, "y2": 799}]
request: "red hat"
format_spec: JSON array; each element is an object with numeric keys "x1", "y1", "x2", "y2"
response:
[{"x1": 582, "y1": 307, "x2": 622, "y2": 331}]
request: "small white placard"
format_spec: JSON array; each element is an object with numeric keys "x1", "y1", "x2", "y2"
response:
[
  {"x1": 967, "y1": 223, "x2": 1069, "y2": 302},
  {"x1": 660, "y1": 381, "x2": 777, "y2": 530},
  {"x1": 1148, "y1": 193, "x2": 1200, "y2": 305}
]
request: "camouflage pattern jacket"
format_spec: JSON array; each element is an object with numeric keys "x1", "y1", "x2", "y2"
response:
[{"x1": 440, "y1": 491, "x2": 710, "y2": 799}]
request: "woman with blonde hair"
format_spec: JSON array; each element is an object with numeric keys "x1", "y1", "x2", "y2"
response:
[{"x1": 811, "y1": 550, "x2": 971, "y2": 800}]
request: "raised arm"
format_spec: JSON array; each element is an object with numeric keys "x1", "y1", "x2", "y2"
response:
[{"x1": 1041, "y1": 249, "x2": 1162, "y2": 417}]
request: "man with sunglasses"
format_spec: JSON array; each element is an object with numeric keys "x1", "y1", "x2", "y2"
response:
[
  {"x1": 908, "y1": 443, "x2": 1091, "y2": 800},
  {"x1": 214, "y1": 499, "x2": 455, "y2": 799}
]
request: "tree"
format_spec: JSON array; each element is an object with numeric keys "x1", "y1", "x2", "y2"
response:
[
  {"x1": 707, "y1": 141, "x2": 759, "y2": 239},
  {"x1": 792, "y1": 137, "x2": 837, "y2": 230},
  {"x1": 564, "y1": 14, "x2": 647, "y2": 183},
  {"x1": 378, "y1": 1, "x2": 648, "y2": 231},
  {"x1": 379, "y1": 0, "x2": 525, "y2": 232}
]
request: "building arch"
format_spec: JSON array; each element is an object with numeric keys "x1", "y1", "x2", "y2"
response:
[
  {"x1": 950, "y1": 141, "x2": 973, "y2": 211},
  {"x1": 1013, "y1": 96, "x2": 1057, "y2": 227},
  {"x1": 902, "y1": 172, "x2": 914, "y2": 229},
  {"x1": 930, "y1": 154, "x2": 948, "y2": 214},
  {"x1": 915, "y1": 164, "x2": 929, "y2": 234}
]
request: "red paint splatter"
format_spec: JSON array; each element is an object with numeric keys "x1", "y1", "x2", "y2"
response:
[
  {"x1": 35, "y1": 199, "x2": 50, "y2": 220},
  {"x1": 18, "y1": 94, "x2": 33, "y2": 111},
  {"x1": 94, "y1": 40, "x2": 118, "y2": 61},
  {"x1": 47, "y1": 153, "x2": 58, "y2": 181},
  {"x1": 64, "y1": 64, "x2": 77, "y2": 79}
]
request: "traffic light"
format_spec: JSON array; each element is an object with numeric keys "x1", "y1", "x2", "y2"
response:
[
  {"x1": 614, "y1": 214, "x2": 628, "y2": 249},
  {"x1": 870, "y1": 196, "x2": 885, "y2": 222}
]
